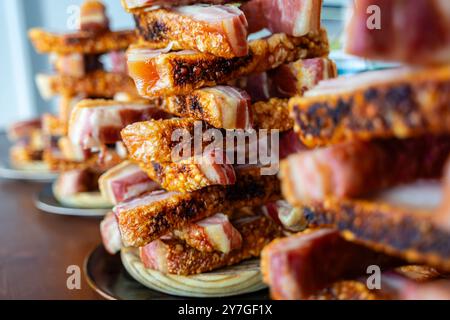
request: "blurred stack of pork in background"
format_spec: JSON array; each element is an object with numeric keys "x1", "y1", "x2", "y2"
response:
[{"x1": 27, "y1": 0, "x2": 138, "y2": 207}]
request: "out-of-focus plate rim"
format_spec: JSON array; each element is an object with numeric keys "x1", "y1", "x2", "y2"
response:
[
  {"x1": 0, "y1": 160, "x2": 58, "y2": 182},
  {"x1": 33, "y1": 184, "x2": 110, "y2": 217}
]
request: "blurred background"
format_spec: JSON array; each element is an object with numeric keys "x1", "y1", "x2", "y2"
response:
[{"x1": 0, "y1": 0, "x2": 349, "y2": 129}]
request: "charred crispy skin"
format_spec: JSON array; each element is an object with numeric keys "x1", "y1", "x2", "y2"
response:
[
  {"x1": 139, "y1": 159, "x2": 235, "y2": 194},
  {"x1": 10, "y1": 144, "x2": 44, "y2": 165},
  {"x1": 116, "y1": 167, "x2": 281, "y2": 247},
  {"x1": 122, "y1": 0, "x2": 241, "y2": 11},
  {"x1": 128, "y1": 29, "x2": 329, "y2": 97},
  {"x1": 28, "y1": 28, "x2": 137, "y2": 55},
  {"x1": 156, "y1": 92, "x2": 291, "y2": 131},
  {"x1": 252, "y1": 98, "x2": 293, "y2": 131},
  {"x1": 133, "y1": 7, "x2": 248, "y2": 58},
  {"x1": 154, "y1": 86, "x2": 252, "y2": 130},
  {"x1": 300, "y1": 199, "x2": 450, "y2": 272},
  {"x1": 290, "y1": 65, "x2": 450, "y2": 147},
  {"x1": 121, "y1": 118, "x2": 207, "y2": 164},
  {"x1": 36, "y1": 71, "x2": 137, "y2": 99},
  {"x1": 140, "y1": 214, "x2": 283, "y2": 275},
  {"x1": 280, "y1": 135, "x2": 450, "y2": 203}
]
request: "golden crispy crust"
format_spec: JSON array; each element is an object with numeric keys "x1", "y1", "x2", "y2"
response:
[
  {"x1": 134, "y1": 9, "x2": 245, "y2": 58},
  {"x1": 252, "y1": 98, "x2": 293, "y2": 131},
  {"x1": 117, "y1": 167, "x2": 281, "y2": 247},
  {"x1": 290, "y1": 65, "x2": 450, "y2": 147},
  {"x1": 154, "y1": 88, "x2": 250, "y2": 130},
  {"x1": 121, "y1": 118, "x2": 200, "y2": 164},
  {"x1": 300, "y1": 199, "x2": 450, "y2": 272},
  {"x1": 139, "y1": 161, "x2": 227, "y2": 193},
  {"x1": 129, "y1": 29, "x2": 329, "y2": 97},
  {"x1": 29, "y1": 28, "x2": 137, "y2": 54},
  {"x1": 38, "y1": 71, "x2": 137, "y2": 98},
  {"x1": 145, "y1": 215, "x2": 283, "y2": 275}
]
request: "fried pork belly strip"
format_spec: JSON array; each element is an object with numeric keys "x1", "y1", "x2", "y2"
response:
[
  {"x1": 140, "y1": 88, "x2": 289, "y2": 132},
  {"x1": 43, "y1": 146, "x2": 123, "y2": 172},
  {"x1": 310, "y1": 276, "x2": 450, "y2": 300},
  {"x1": 173, "y1": 213, "x2": 242, "y2": 254},
  {"x1": 140, "y1": 214, "x2": 283, "y2": 275},
  {"x1": 7, "y1": 119, "x2": 41, "y2": 141},
  {"x1": 261, "y1": 201, "x2": 307, "y2": 232},
  {"x1": 157, "y1": 86, "x2": 253, "y2": 130},
  {"x1": 261, "y1": 229, "x2": 402, "y2": 300},
  {"x1": 55, "y1": 168, "x2": 100, "y2": 197},
  {"x1": 281, "y1": 135, "x2": 450, "y2": 204},
  {"x1": 69, "y1": 99, "x2": 169, "y2": 150},
  {"x1": 121, "y1": 118, "x2": 200, "y2": 164},
  {"x1": 242, "y1": 0, "x2": 322, "y2": 37},
  {"x1": 36, "y1": 71, "x2": 137, "y2": 100},
  {"x1": 127, "y1": 29, "x2": 329, "y2": 97},
  {"x1": 299, "y1": 199, "x2": 450, "y2": 272},
  {"x1": 29, "y1": 29, "x2": 136, "y2": 55},
  {"x1": 134, "y1": 5, "x2": 249, "y2": 58},
  {"x1": 115, "y1": 167, "x2": 281, "y2": 247},
  {"x1": 233, "y1": 57, "x2": 337, "y2": 102},
  {"x1": 122, "y1": 0, "x2": 242, "y2": 11},
  {"x1": 100, "y1": 211, "x2": 241, "y2": 255},
  {"x1": 50, "y1": 53, "x2": 103, "y2": 78},
  {"x1": 140, "y1": 148, "x2": 236, "y2": 193},
  {"x1": 345, "y1": 0, "x2": 450, "y2": 65},
  {"x1": 80, "y1": 0, "x2": 110, "y2": 34},
  {"x1": 121, "y1": 115, "x2": 288, "y2": 165},
  {"x1": 99, "y1": 161, "x2": 160, "y2": 205},
  {"x1": 290, "y1": 65, "x2": 450, "y2": 147},
  {"x1": 100, "y1": 212, "x2": 123, "y2": 255}
]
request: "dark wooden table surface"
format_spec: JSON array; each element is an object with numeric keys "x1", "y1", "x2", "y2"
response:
[{"x1": 0, "y1": 134, "x2": 102, "y2": 300}]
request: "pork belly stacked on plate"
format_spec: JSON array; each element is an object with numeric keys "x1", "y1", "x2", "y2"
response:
[
  {"x1": 7, "y1": 118, "x2": 47, "y2": 171},
  {"x1": 28, "y1": 0, "x2": 138, "y2": 204},
  {"x1": 94, "y1": 0, "x2": 335, "y2": 276},
  {"x1": 262, "y1": 0, "x2": 450, "y2": 300}
]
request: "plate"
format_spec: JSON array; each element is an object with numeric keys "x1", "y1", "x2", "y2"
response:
[
  {"x1": 84, "y1": 245, "x2": 270, "y2": 300},
  {"x1": 34, "y1": 184, "x2": 111, "y2": 217},
  {"x1": 0, "y1": 159, "x2": 57, "y2": 182},
  {"x1": 121, "y1": 248, "x2": 267, "y2": 298}
]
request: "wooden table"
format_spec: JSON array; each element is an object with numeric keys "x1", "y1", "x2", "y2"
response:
[{"x1": 0, "y1": 135, "x2": 102, "y2": 299}]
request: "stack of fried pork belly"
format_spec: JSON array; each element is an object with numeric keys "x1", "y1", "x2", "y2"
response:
[
  {"x1": 262, "y1": 0, "x2": 450, "y2": 300},
  {"x1": 29, "y1": 0, "x2": 139, "y2": 200},
  {"x1": 93, "y1": 0, "x2": 336, "y2": 276}
]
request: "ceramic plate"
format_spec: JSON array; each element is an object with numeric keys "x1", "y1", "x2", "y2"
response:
[
  {"x1": 84, "y1": 245, "x2": 270, "y2": 300},
  {"x1": 0, "y1": 159, "x2": 57, "y2": 182},
  {"x1": 34, "y1": 184, "x2": 111, "y2": 217}
]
